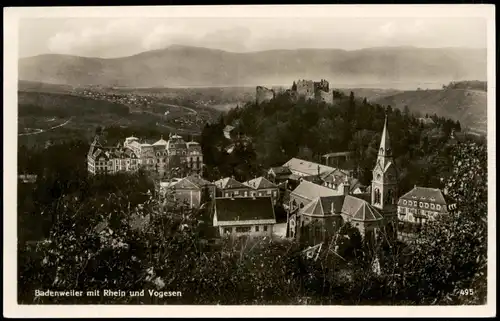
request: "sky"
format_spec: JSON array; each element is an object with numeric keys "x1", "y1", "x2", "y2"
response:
[{"x1": 18, "y1": 17, "x2": 487, "y2": 58}]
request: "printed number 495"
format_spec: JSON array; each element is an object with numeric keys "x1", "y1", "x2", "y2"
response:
[{"x1": 459, "y1": 289, "x2": 474, "y2": 296}]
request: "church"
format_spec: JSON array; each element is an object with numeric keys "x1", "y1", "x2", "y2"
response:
[{"x1": 288, "y1": 115, "x2": 398, "y2": 245}]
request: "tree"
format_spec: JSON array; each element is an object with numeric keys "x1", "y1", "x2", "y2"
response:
[{"x1": 386, "y1": 142, "x2": 487, "y2": 304}]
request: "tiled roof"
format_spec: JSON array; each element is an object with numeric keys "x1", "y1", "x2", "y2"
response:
[
  {"x1": 290, "y1": 180, "x2": 342, "y2": 201},
  {"x1": 300, "y1": 195, "x2": 345, "y2": 216},
  {"x1": 214, "y1": 177, "x2": 248, "y2": 190},
  {"x1": 214, "y1": 197, "x2": 276, "y2": 223},
  {"x1": 185, "y1": 175, "x2": 213, "y2": 189},
  {"x1": 244, "y1": 177, "x2": 277, "y2": 190},
  {"x1": 171, "y1": 178, "x2": 199, "y2": 190},
  {"x1": 351, "y1": 203, "x2": 383, "y2": 221},
  {"x1": 153, "y1": 138, "x2": 168, "y2": 146},
  {"x1": 399, "y1": 186, "x2": 447, "y2": 204},
  {"x1": 341, "y1": 195, "x2": 383, "y2": 221},
  {"x1": 282, "y1": 158, "x2": 336, "y2": 177}
]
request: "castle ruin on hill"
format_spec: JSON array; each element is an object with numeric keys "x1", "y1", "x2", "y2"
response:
[{"x1": 255, "y1": 79, "x2": 334, "y2": 105}]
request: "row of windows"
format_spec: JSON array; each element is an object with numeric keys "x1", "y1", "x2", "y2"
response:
[
  {"x1": 399, "y1": 208, "x2": 438, "y2": 216},
  {"x1": 402, "y1": 200, "x2": 441, "y2": 210},
  {"x1": 224, "y1": 190, "x2": 277, "y2": 198},
  {"x1": 223, "y1": 225, "x2": 269, "y2": 234}
]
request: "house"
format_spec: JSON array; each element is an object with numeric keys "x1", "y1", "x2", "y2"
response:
[
  {"x1": 397, "y1": 186, "x2": 453, "y2": 239},
  {"x1": 288, "y1": 115, "x2": 399, "y2": 243},
  {"x1": 267, "y1": 166, "x2": 292, "y2": 183},
  {"x1": 320, "y1": 169, "x2": 365, "y2": 194},
  {"x1": 160, "y1": 175, "x2": 215, "y2": 208},
  {"x1": 243, "y1": 176, "x2": 280, "y2": 204},
  {"x1": 213, "y1": 196, "x2": 276, "y2": 238},
  {"x1": 282, "y1": 158, "x2": 336, "y2": 178},
  {"x1": 214, "y1": 177, "x2": 252, "y2": 198}
]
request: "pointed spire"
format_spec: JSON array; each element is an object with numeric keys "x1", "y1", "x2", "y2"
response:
[{"x1": 378, "y1": 114, "x2": 392, "y2": 157}]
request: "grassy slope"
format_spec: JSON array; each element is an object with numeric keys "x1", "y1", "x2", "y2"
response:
[{"x1": 371, "y1": 88, "x2": 487, "y2": 133}]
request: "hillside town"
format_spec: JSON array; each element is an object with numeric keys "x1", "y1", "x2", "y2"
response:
[{"x1": 88, "y1": 99, "x2": 457, "y2": 247}]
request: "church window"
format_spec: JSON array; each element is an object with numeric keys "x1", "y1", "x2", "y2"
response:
[
  {"x1": 377, "y1": 173, "x2": 381, "y2": 180},
  {"x1": 387, "y1": 190, "x2": 394, "y2": 204},
  {"x1": 419, "y1": 202, "x2": 423, "y2": 207},
  {"x1": 425, "y1": 203, "x2": 429, "y2": 208},
  {"x1": 403, "y1": 200, "x2": 407, "y2": 205},
  {"x1": 431, "y1": 203, "x2": 435, "y2": 209},
  {"x1": 436, "y1": 205, "x2": 441, "y2": 210},
  {"x1": 374, "y1": 188, "x2": 381, "y2": 204},
  {"x1": 379, "y1": 148, "x2": 384, "y2": 154}
]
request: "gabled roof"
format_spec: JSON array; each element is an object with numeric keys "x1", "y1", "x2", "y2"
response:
[
  {"x1": 399, "y1": 186, "x2": 447, "y2": 204},
  {"x1": 185, "y1": 175, "x2": 213, "y2": 189},
  {"x1": 244, "y1": 177, "x2": 277, "y2": 190},
  {"x1": 290, "y1": 180, "x2": 342, "y2": 201},
  {"x1": 300, "y1": 195, "x2": 345, "y2": 216},
  {"x1": 282, "y1": 158, "x2": 336, "y2": 177},
  {"x1": 351, "y1": 203, "x2": 383, "y2": 221},
  {"x1": 341, "y1": 195, "x2": 383, "y2": 221},
  {"x1": 153, "y1": 137, "x2": 168, "y2": 146},
  {"x1": 214, "y1": 177, "x2": 248, "y2": 190},
  {"x1": 214, "y1": 197, "x2": 276, "y2": 224}
]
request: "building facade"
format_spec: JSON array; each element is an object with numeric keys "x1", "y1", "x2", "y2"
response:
[
  {"x1": 213, "y1": 196, "x2": 276, "y2": 238},
  {"x1": 214, "y1": 177, "x2": 252, "y2": 198},
  {"x1": 87, "y1": 133, "x2": 204, "y2": 177},
  {"x1": 159, "y1": 174, "x2": 216, "y2": 209},
  {"x1": 396, "y1": 186, "x2": 451, "y2": 240},
  {"x1": 243, "y1": 176, "x2": 280, "y2": 204}
]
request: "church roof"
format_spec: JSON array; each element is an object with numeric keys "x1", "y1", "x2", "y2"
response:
[
  {"x1": 290, "y1": 180, "x2": 342, "y2": 201},
  {"x1": 300, "y1": 195, "x2": 345, "y2": 217},
  {"x1": 341, "y1": 195, "x2": 383, "y2": 222},
  {"x1": 244, "y1": 177, "x2": 277, "y2": 190}
]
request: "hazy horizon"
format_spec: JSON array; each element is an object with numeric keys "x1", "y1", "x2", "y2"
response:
[{"x1": 19, "y1": 17, "x2": 487, "y2": 59}]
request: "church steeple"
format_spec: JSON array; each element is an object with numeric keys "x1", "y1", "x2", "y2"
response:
[
  {"x1": 378, "y1": 114, "x2": 392, "y2": 157},
  {"x1": 371, "y1": 114, "x2": 398, "y2": 217}
]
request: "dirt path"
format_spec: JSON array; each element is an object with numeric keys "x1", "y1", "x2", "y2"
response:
[
  {"x1": 157, "y1": 103, "x2": 197, "y2": 115},
  {"x1": 19, "y1": 117, "x2": 73, "y2": 136}
]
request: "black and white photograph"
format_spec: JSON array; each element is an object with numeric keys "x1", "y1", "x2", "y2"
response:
[{"x1": 3, "y1": 4, "x2": 496, "y2": 318}]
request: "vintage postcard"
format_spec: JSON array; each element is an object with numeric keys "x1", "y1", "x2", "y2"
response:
[{"x1": 3, "y1": 4, "x2": 496, "y2": 318}]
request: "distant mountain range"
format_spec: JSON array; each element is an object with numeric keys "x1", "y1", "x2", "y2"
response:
[{"x1": 18, "y1": 45, "x2": 486, "y2": 89}]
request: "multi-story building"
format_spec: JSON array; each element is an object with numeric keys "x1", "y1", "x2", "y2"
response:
[
  {"x1": 159, "y1": 174, "x2": 216, "y2": 209},
  {"x1": 243, "y1": 176, "x2": 280, "y2": 204},
  {"x1": 88, "y1": 133, "x2": 204, "y2": 177},
  {"x1": 213, "y1": 196, "x2": 276, "y2": 238},
  {"x1": 396, "y1": 186, "x2": 452, "y2": 240},
  {"x1": 214, "y1": 177, "x2": 252, "y2": 198}
]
